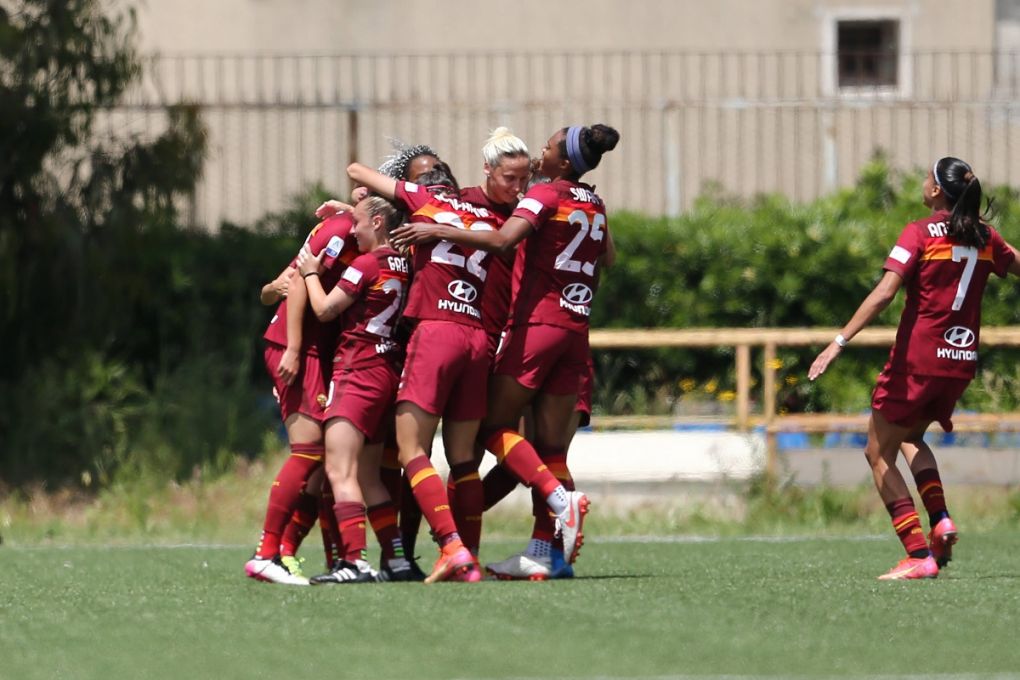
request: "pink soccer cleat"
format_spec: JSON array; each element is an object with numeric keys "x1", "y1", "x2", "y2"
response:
[
  {"x1": 928, "y1": 517, "x2": 958, "y2": 568},
  {"x1": 877, "y1": 555, "x2": 939, "y2": 581}
]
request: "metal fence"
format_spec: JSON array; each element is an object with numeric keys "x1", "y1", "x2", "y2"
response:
[{"x1": 99, "y1": 50, "x2": 1020, "y2": 228}]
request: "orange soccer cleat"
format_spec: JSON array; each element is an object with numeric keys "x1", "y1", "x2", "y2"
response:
[{"x1": 424, "y1": 540, "x2": 480, "y2": 584}]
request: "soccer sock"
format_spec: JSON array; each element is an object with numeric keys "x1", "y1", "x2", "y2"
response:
[
  {"x1": 404, "y1": 456, "x2": 459, "y2": 546},
  {"x1": 886, "y1": 497, "x2": 930, "y2": 558},
  {"x1": 529, "y1": 488, "x2": 557, "y2": 550},
  {"x1": 279, "y1": 489, "x2": 317, "y2": 557},
  {"x1": 318, "y1": 484, "x2": 343, "y2": 566},
  {"x1": 367, "y1": 501, "x2": 404, "y2": 562},
  {"x1": 482, "y1": 464, "x2": 520, "y2": 511},
  {"x1": 913, "y1": 468, "x2": 950, "y2": 526},
  {"x1": 380, "y1": 446, "x2": 402, "y2": 506},
  {"x1": 450, "y1": 461, "x2": 483, "y2": 555},
  {"x1": 254, "y1": 443, "x2": 323, "y2": 560},
  {"x1": 538, "y1": 448, "x2": 573, "y2": 551},
  {"x1": 333, "y1": 501, "x2": 367, "y2": 563},
  {"x1": 485, "y1": 428, "x2": 563, "y2": 499},
  {"x1": 399, "y1": 474, "x2": 424, "y2": 556}
]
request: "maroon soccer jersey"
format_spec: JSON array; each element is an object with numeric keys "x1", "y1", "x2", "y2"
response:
[
  {"x1": 334, "y1": 247, "x2": 410, "y2": 368},
  {"x1": 460, "y1": 185, "x2": 516, "y2": 336},
  {"x1": 394, "y1": 181, "x2": 501, "y2": 328},
  {"x1": 508, "y1": 179, "x2": 609, "y2": 333},
  {"x1": 263, "y1": 212, "x2": 358, "y2": 355},
  {"x1": 882, "y1": 210, "x2": 1015, "y2": 379}
]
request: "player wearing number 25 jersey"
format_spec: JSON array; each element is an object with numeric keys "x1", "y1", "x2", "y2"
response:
[{"x1": 809, "y1": 156, "x2": 1020, "y2": 582}]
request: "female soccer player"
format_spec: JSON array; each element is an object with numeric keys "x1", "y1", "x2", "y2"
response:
[
  {"x1": 245, "y1": 210, "x2": 357, "y2": 585},
  {"x1": 809, "y1": 157, "x2": 1020, "y2": 580},
  {"x1": 297, "y1": 196, "x2": 412, "y2": 584},
  {"x1": 346, "y1": 159, "x2": 499, "y2": 583},
  {"x1": 392, "y1": 123, "x2": 620, "y2": 575}
]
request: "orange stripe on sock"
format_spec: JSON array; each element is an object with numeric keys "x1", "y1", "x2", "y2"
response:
[
  {"x1": 493, "y1": 432, "x2": 526, "y2": 462},
  {"x1": 454, "y1": 472, "x2": 481, "y2": 484},
  {"x1": 918, "y1": 482, "x2": 942, "y2": 495},
  {"x1": 410, "y1": 467, "x2": 438, "y2": 488},
  {"x1": 893, "y1": 514, "x2": 919, "y2": 532},
  {"x1": 291, "y1": 452, "x2": 323, "y2": 462}
]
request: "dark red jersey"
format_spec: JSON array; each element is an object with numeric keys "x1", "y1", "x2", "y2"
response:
[
  {"x1": 882, "y1": 210, "x2": 1015, "y2": 379},
  {"x1": 334, "y1": 247, "x2": 410, "y2": 369},
  {"x1": 508, "y1": 179, "x2": 609, "y2": 334},
  {"x1": 263, "y1": 212, "x2": 357, "y2": 355},
  {"x1": 460, "y1": 185, "x2": 516, "y2": 336},
  {"x1": 395, "y1": 180, "x2": 500, "y2": 327}
]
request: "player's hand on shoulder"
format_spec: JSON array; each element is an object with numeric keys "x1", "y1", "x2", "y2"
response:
[
  {"x1": 392, "y1": 222, "x2": 441, "y2": 248},
  {"x1": 315, "y1": 199, "x2": 354, "y2": 219},
  {"x1": 296, "y1": 246, "x2": 325, "y2": 277}
]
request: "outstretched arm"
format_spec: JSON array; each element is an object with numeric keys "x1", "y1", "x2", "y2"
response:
[
  {"x1": 808, "y1": 270, "x2": 904, "y2": 381},
  {"x1": 1007, "y1": 240, "x2": 1020, "y2": 277},
  {"x1": 347, "y1": 163, "x2": 397, "y2": 200},
  {"x1": 391, "y1": 216, "x2": 534, "y2": 255}
]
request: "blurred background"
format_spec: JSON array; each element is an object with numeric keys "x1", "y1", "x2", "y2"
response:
[{"x1": 3, "y1": 0, "x2": 1020, "y2": 532}]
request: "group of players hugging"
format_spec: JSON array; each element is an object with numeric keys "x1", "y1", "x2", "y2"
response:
[
  {"x1": 245, "y1": 123, "x2": 621, "y2": 585},
  {"x1": 245, "y1": 113, "x2": 1020, "y2": 585}
]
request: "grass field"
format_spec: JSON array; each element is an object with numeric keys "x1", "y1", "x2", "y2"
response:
[{"x1": 4, "y1": 533, "x2": 1020, "y2": 679}]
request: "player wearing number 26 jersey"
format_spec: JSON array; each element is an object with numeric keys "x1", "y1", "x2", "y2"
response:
[{"x1": 809, "y1": 157, "x2": 1020, "y2": 582}]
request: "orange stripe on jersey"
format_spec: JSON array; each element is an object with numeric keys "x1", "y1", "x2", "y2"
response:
[{"x1": 921, "y1": 241, "x2": 994, "y2": 262}]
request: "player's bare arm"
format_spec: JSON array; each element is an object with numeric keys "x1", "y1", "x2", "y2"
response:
[{"x1": 808, "y1": 270, "x2": 904, "y2": 381}]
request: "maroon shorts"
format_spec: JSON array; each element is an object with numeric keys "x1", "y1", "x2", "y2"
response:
[
  {"x1": 324, "y1": 361, "x2": 399, "y2": 444},
  {"x1": 494, "y1": 323, "x2": 589, "y2": 396},
  {"x1": 871, "y1": 370, "x2": 970, "y2": 432},
  {"x1": 575, "y1": 353, "x2": 594, "y2": 426},
  {"x1": 397, "y1": 321, "x2": 489, "y2": 421},
  {"x1": 264, "y1": 342, "x2": 329, "y2": 423}
]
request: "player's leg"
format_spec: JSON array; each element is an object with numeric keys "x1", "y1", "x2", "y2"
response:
[
  {"x1": 867, "y1": 411, "x2": 938, "y2": 580},
  {"x1": 311, "y1": 418, "x2": 377, "y2": 585},
  {"x1": 395, "y1": 401, "x2": 478, "y2": 583}
]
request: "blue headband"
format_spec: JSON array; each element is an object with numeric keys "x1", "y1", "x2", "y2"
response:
[{"x1": 565, "y1": 126, "x2": 590, "y2": 175}]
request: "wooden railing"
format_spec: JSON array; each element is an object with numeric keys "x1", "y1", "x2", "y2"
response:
[{"x1": 589, "y1": 327, "x2": 1020, "y2": 476}]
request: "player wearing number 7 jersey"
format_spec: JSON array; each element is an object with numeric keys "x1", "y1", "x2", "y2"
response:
[
  {"x1": 392, "y1": 123, "x2": 620, "y2": 576},
  {"x1": 809, "y1": 157, "x2": 1020, "y2": 581}
]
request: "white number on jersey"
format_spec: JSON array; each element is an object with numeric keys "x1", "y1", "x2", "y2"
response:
[
  {"x1": 429, "y1": 211, "x2": 493, "y2": 281},
  {"x1": 556, "y1": 210, "x2": 606, "y2": 276},
  {"x1": 365, "y1": 278, "x2": 404, "y2": 338},
  {"x1": 950, "y1": 245, "x2": 978, "y2": 311}
]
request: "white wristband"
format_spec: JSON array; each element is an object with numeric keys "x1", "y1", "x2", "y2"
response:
[{"x1": 834, "y1": 334, "x2": 848, "y2": 348}]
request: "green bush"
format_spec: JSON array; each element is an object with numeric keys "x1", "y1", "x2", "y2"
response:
[{"x1": 592, "y1": 156, "x2": 1020, "y2": 416}]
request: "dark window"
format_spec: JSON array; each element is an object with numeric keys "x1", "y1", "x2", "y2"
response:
[{"x1": 837, "y1": 20, "x2": 899, "y2": 88}]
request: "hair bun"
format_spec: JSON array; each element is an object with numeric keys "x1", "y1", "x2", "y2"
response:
[{"x1": 587, "y1": 124, "x2": 620, "y2": 154}]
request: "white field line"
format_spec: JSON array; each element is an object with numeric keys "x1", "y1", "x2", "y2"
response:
[{"x1": 10, "y1": 534, "x2": 889, "y2": 551}]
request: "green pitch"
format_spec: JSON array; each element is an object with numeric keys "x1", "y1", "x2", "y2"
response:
[{"x1": 4, "y1": 534, "x2": 1020, "y2": 679}]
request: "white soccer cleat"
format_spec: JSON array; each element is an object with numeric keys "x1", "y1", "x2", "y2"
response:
[
  {"x1": 484, "y1": 552, "x2": 552, "y2": 581},
  {"x1": 555, "y1": 491, "x2": 590, "y2": 564},
  {"x1": 244, "y1": 556, "x2": 310, "y2": 586}
]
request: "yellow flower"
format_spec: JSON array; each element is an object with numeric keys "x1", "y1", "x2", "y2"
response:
[
  {"x1": 718, "y1": 390, "x2": 736, "y2": 402},
  {"x1": 679, "y1": 378, "x2": 696, "y2": 393},
  {"x1": 703, "y1": 379, "x2": 718, "y2": 394},
  {"x1": 767, "y1": 358, "x2": 783, "y2": 370},
  {"x1": 785, "y1": 375, "x2": 799, "y2": 386}
]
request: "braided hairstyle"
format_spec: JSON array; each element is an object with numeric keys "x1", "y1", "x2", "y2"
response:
[
  {"x1": 934, "y1": 156, "x2": 991, "y2": 249},
  {"x1": 558, "y1": 124, "x2": 620, "y2": 178},
  {"x1": 378, "y1": 140, "x2": 440, "y2": 181}
]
